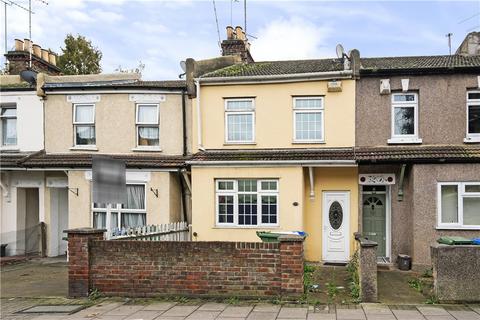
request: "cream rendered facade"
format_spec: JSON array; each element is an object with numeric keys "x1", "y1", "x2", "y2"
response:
[{"x1": 190, "y1": 79, "x2": 358, "y2": 262}]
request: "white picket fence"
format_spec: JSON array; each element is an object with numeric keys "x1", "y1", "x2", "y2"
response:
[{"x1": 110, "y1": 221, "x2": 190, "y2": 241}]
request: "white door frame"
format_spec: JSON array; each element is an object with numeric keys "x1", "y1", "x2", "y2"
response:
[
  {"x1": 361, "y1": 185, "x2": 392, "y2": 260},
  {"x1": 322, "y1": 191, "x2": 350, "y2": 263}
]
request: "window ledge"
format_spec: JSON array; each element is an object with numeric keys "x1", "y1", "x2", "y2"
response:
[
  {"x1": 436, "y1": 226, "x2": 480, "y2": 230},
  {"x1": 292, "y1": 141, "x2": 325, "y2": 144},
  {"x1": 464, "y1": 137, "x2": 480, "y2": 143},
  {"x1": 0, "y1": 146, "x2": 20, "y2": 151},
  {"x1": 387, "y1": 138, "x2": 422, "y2": 145},
  {"x1": 132, "y1": 147, "x2": 162, "y2": 152},
  {"x1": 70, "y1": 146, "x2": 98, "y2": 151},
  {"x1": 223, "y1": 142, "x2": 257, "y2": 146},
  {"x1": 213, "y1": 225, "x2": 279, "y2": 229}
]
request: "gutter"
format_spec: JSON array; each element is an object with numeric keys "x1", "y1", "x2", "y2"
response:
[
  {"x1": 199, "y1": 70, "x2": 353, "y2": 85},
  {"x1": 187, "y1": 160, "x2": 356, "y2": 166}
]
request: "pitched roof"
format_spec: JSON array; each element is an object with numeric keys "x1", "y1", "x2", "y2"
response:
[
  {"x1": 189, "y1": 148, "x2": 355, "y2": 163},
  {"x1": 43, "y1": 79, "x2": 186, "y2": 91},
  {"x1": 0, "y1": 152, "x2": 35, "y2": 168},
  {"x1": 201, "y1": 55, "x2": 480, "y2": 79},
  {"x1": 355, "y1": 145, "x2": 480, "y2": 163}
]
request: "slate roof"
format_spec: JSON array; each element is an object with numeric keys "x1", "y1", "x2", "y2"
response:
[
  {"x1": 0, "y1": 152, "x2": 35, "y2": 168},
  {"x1": 190, "y1": 148, "x2": 355, "y2": 162},
  {"x1": 202, "y1": 55, "x2": 480, "y2": 78},
  {"x1": 43, "y1": 80, "x2": 186, "y2": 91},
  {"x1": 355, "y1": 145, "x2": 480, "y2": 163}
]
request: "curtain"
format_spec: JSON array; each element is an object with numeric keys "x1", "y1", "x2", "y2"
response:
[
  {"x1": 124, "y1": 185, "x2": 145, "y2": 209},
  {"x1": 93, "y1": 212, "x2": 106, "y2": 228},
  {"x1": 137, "y1": 105, "x2": 157, "y2": 123},
  {"x1": 2, "y1": 118, "x2": 17, "y2": 145},
  {"x1": 121, "y1": 213, "x2": 146, "y2": 228},
  {"x1": 138, "y1": 127, "x2": 159, "y2": 146},
  {"x1": 441, "y1": 185, "x2": 458, "y2": 223},
  {"x1": 75, "y1": 105, "x2": 94, "y2": 122},
  {"x1": 76, "y1": 126, "x2": 95, "y2": 145}
]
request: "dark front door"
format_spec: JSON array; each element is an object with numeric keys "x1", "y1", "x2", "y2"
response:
[{"x1": 362, "y1": 193, "x2": 387, "y2": 257}]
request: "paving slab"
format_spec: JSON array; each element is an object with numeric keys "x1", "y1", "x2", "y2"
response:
[
  {"x1": 30, "y1": 315, "x2": 68, "y2": 320},
  {"x1": 161, "y1": 305, "x2": 199, "y2": 317},
  {"x1": 424, "y1": 316, "x2": 456, "y2": 320},
  {"x1": 124, "y1": 310, "x2": 163, "y2": 320},
  {"x1": 277, "y1": 306, "x2": 308, "y2": 319},
  {"x1": 469, "y1": 307, "x2": 480, "y2": 315},
  {"x1": 336, "y1": 308, "x2": 366, "y2": 320},
  {"x1": 219, "y1": 306, "x2": 254, "y2": 318},
  {"x1": 217, "y1": 318, "x2": 247, "y2": 320},
  {"x1": 253, "y1": 304, "x2": 281, "y2": 313},
  {"x1": 418, "y1": 307, "x2": 450, "y2": 316},
  {"x1": 307, "y1": 313, "x2": 336, "y2": 320},
  {"x1": 391, "y1": 309, "x2": 425, "y2": 320},
  {"x1": 185, "y1": 310, "x2": 221, "y2": 320},
  {"x1": 247, "y1": 311, "x2": 278, "y2": 320},
  {"x1": 363, "y1": 304, "x2": 394, "y2": 315},
  {"x1": 448, "y1": 311, "x2": 480, "y2": 320},
  {"x1": 142, "y1": 302, "x2": 177, "y2": 311},
  {"x1": 198, "y1": 303, "x2": 228, "y2": 311},
  {"x1": 155, "y1": 317, "x2": 189, "y2": 320},
  {"x1": 103, "y1": 305, "x2": 144, "y2": 316}
]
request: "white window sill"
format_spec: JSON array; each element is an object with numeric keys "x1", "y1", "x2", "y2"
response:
[
  {"x1": 214, "y1": 225, "x2": 279, "y2": 229},
  {"x1": 464, "y1": 137, "x2": 480, "y2": 143},
  {"x1": 132, "y1": 147, "x2": 162, "y2": 152},
  {"x1": 436, "y1": 226, "x2": 480, "y2": 230},
  {"x1": 70, "y1": 146, "x2": 98, "y2": 151},
  {"x1": 0, "y1": 146, "x2": 20, "y2": 151},
  {"x1": 223, "y1": 142, "x2": 257, "y2": 146},
  {"x1": 387, "y1": 138, "x2": 422, "y2": 145},
  {"x1": 292, "y1": 141, "x2": 325, "y2": 144}
]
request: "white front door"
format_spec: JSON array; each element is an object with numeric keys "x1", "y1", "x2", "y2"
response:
[{"x1": 322, "y1": 191, "x2": 350, "y2": 262}]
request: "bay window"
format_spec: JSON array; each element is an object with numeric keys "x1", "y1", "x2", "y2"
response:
[
  {"x1": 388, "y1": 93, "x2": 421, "y2": 144},
  {"x1": 438, "y1": 182, "x2": 480, "y2": 229},
  {"x1": 216, "y1": 179, "x2": 278, "y2": 227},
  {"x1": 293, "y1": 97, "x2": 324, "y2": 142},
  {"x1": 0, "y1": 104, "x2": 17, "y2": 146},
  {"x1": 136, "y1": 104, "x2": 159, "y2": 147},
  {"x1": 93, "y1": 184, "x2": 146, "y2": 232},
  {"x1": 73, "y1": 104, "x2": 95, "y2": 146},
  {"x1": 225, "y1": 98, "x2": 255, "y2": 143},
  {"x1": 466, "y1": 91, "x2": 480, "y2": 142}
]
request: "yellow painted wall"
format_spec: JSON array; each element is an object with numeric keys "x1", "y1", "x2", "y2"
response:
[
  {"x1": 192, "y1": 80, "x2": 355, "y2": 151},
  {"x1": 67, "y1": 170, "x2": 179, "y2": 228},
  {"x1": 303, "y1": 167, "x2": 359, "y2": 262},
  {"x1": 45, "y1": 93, "x2": 186, "y2": 155},
  {"x1": 191, "y1": 166, "x2": 304, "y2": 241}
]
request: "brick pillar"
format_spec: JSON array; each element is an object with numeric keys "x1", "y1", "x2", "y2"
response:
[
  {"x1": 357, "y1": 238, "x2": 378, "y2": 302},
  {"x1": 279, "y1": 235, "x2": 305, "y2": 296},
  {"x1": 65, "y1": 228, "x2": 105, "y2": 298}
]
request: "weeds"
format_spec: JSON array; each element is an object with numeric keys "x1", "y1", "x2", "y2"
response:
[
  {"x1": 422, "y1": 268, "x2": 433, "y2": 278},
  {"x1": 224, "y1": 296, "x2": 240, "y2": 305},
  {"x1": 88, "y1": 288, "x2": 103, "y2": 301},
  {"x1": 304, "y1": 264, "x2": 316, "y2": 292},
  {"x1": 408, "y1": 278, "x2": 423, "y2": 292},
  {"x1": 425, "y1": 295, "x2": 439, "y2": 304},
  {"x1": 346, "y1": 249, "x2": 360, "y2": 302}
]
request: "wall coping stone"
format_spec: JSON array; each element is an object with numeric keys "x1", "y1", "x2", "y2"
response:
[
  {"x1": 356, "y1": 237, "x2": 378, "y2": 247},
  {"x1": 64, "y1": 228, "x2": 107, "y2": 234},
  {"x1": 278, "y1": 234, "x2": 306, "y2": 242}
]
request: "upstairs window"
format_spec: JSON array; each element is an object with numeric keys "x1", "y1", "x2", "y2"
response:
[
  {"x1": 225, "y1": 98, "x2": 255, "y2": 143},
  {"x1": 216, "y1": 179, "x2": 278, "y2": 227},
  {"x1": 466, "y1": 91, "x2": 480, "y2": 142},
  {"x1": 389, "y1": 93, "x2": 420, "y2": 144},
  {"x1": 293, "y1": 97, "x2": 324, "y2": 143},
  {"x1": 136, "y1": 104, "x2": 159, "y2": 147},
  {"x1": 438, "y1": 182, "x2": 480, "y2": 229},
  {"x1": 0, "y1": 105, "x2": 17, "y2": 146},
  {"x1": 73, "y1": 104, "x2": 95, "y2": 146}
]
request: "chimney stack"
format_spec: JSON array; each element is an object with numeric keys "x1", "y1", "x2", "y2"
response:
[
  {"x1": 23, "y1": 38, "x2": 32, "y2": 52},
  {"x1": 48, "y1": 51, "x2": 57, "y2": 65},
  {"x1": 32, "y1": 44, "x2": 42, "y2": 57},
  {"x1": 14, "y1": 39, "x2": 24, "y2": 51},
  {"x1": 221, "y1": 26, "x2": 254, "y2": 63},
  {"x1": 4, "y1": 38, "x2": 61, "y2": 75}
]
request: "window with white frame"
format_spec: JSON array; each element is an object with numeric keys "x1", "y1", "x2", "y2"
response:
[
  {"x1": 293, "y1": 97, "x2": 324, "y2": 142},
  {"x1": 466, "y1": 91, "x2": 480, "y2": 140},
  {"x1": 216, "y1": 179, "x2": 278, "y2": 226},
  {"x1": 92, "y1": 184, "x2": 147, "y2": 230},
  {"x1": 225, "y1": 98, "x2": 255, "y2": 143},
  {"x1": 438, "y1": 182, "x2": 480, "y2": 228},
  {"x1": 0, "y1": 104, "x2": 17, "y2": 146},
  {"x1": 73, "y1": 104, "x2": 95, "y2": 146},
  {"x1": 136, "y1": 104, "x2": 159, "y2": 147},
  {"x1": 390, "y1": 93, "x2": 419, "y2": 141}
]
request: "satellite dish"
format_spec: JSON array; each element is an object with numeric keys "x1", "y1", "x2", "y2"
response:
[
  {"x1": 336, "y1": 44, "x2": 345, "y2": 59},
  {"x1": 20, "y1": 70, "x2": 37, "y2": 85},
  {"x1": 179, "y1": 61, "x2": 186, "y2": 72}
]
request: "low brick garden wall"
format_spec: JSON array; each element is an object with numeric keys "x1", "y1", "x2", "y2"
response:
[{"x1": 66, "y1": 228, "x2": 305, "y2": 298}]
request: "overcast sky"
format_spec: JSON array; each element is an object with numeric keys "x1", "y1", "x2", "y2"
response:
[{"x1": 2, "y1": 0, "x2": 479, "y2": 79}]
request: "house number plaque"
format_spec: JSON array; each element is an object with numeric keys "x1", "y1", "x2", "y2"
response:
[{"x1": 358, "y1": 174, "x2": 395, "y2": 185}]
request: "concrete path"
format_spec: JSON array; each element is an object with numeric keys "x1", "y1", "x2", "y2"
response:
[{"x1": 19, "y1": 302, "x2": 480, "y2": 320}]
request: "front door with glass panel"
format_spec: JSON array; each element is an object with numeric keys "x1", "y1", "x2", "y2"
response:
[
  {"x1": 362, "y1": 186, "x2": 387, "y2": 258},
  {"x1": 322, "y1": 192, "x2": 350, "y2": 262}
]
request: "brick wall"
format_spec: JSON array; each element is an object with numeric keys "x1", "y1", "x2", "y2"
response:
[{"x1": 66, "y1": 229, "x2": 304, "y2": 298}]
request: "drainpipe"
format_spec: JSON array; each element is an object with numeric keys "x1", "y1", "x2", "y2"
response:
[
  {"x1": 308, "y1": 167, "x2": 315, "y2": 199},
  {"x1": 398, "y1": 164, "x2": 407, "y2": 202},
  {"x1": 195, "y1": 78, "x2": 205, "y2": 151},
  {"x1": 181, "y1": 89, "x2": 187, "y2": 156},
  {"x1": 177, "y1": 169, "x2": 188, "y2": 222}
]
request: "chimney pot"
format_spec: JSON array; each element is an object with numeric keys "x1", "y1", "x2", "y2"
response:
[
  {"x1": 41, "y1": 48, "x2": 49, "y2": 61},
  {"x1": 32, "y1": 44, "x2": 42, "y2": 57},
  {"x1": 226, "y1": 26, "x2": 234, "y2": 40},
  {"x1": 235, "y1": 26, "x2": 244, "y2": 40},
  {"x1": 48, "y1": 51, "x2": 57, "y2": 65},
  {"x1": 14, "y1": 39, "x2": 24, "y2": 51},
  {"x1": 23, "y1": 39, "x2": 32, "y2": 52}
]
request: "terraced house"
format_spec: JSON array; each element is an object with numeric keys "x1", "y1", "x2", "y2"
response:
[
  {"x1": 187, "y1": 27, "x2": 361, "y2": 262},
  {"x1": 355, "y1": 37, "x2": 480, "y2": 269}
]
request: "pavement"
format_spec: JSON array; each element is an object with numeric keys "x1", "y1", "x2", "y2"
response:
[{"x1": 2, "y1": 300, "x2": 479, "y2": 320}]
